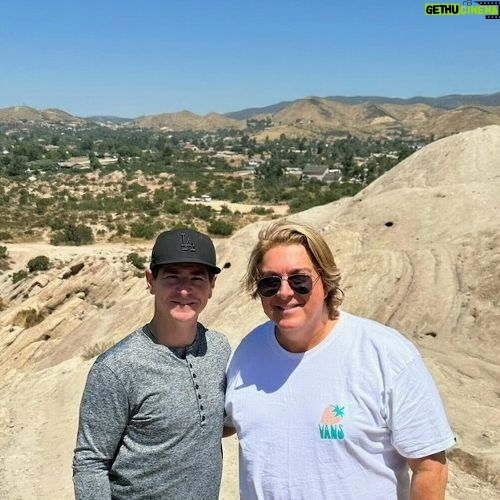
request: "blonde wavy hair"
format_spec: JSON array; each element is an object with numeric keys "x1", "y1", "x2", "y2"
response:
[{"x1": 244, "y1": 221, "x2": 343, "y2": 319}]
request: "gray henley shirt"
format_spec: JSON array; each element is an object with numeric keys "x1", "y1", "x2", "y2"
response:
[{"x1": 73, "y1": 323, "x2": 231, "y2": 500}]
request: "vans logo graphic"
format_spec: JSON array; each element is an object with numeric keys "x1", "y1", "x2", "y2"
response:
[
  {"x1": 180, "y1": 233, "x2": 196, "y2": 252},
  {"x1": 319, "y1": 404, "x2": 345, "y2": 440}
]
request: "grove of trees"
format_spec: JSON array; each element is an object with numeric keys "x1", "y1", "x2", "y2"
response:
[{"x1": 0, "y1": 120, "x2": 428, "y2": 244}]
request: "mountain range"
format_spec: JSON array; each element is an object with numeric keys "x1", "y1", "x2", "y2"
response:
[
  {"x1": 224, "y1": 91, "x2": 500, "y2": 119},
  {"x1": 2, "y1": 91, "x2": 500, "y2": 139}
]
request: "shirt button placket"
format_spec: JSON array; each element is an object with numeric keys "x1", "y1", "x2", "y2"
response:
[{"x1": 187, "y1": 356, "x2": 205, "y2": 426}]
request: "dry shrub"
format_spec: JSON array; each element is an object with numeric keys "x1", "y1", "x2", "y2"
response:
[
  {"x1": 13, "y1": 308, "x2": 46, "y2": 328},
  {"x1": 81, "y1": 340, "x2": 115, "y2": 360}
]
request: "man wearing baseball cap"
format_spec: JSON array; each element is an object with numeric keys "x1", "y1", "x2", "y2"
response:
[{"x1": 73, "y1": 228, "x2": 231, "y2": 500}]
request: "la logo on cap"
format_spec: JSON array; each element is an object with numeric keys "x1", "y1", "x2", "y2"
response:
[{"x1": 180, "y1": 232, "x2": 196, "y2": 252}]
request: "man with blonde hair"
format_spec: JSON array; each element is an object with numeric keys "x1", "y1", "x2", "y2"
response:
[{"x1": 225, "y1": 221, "x2": 454, "y2": 499}]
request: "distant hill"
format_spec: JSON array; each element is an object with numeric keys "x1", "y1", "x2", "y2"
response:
[
  {"x1": 248, "y1": 97, "x2": 500, "y2": 139},
  {"x1": 224, "y1": 100, "x2": 296, "y2": 120},
  {"x1": 130, "y1": 110, "x2": 246, "y2": 132},
  {"x1": 0, "y1": 106, "x2": 86, "y2": 124},
  {"x1": 123, "y1": 96, "x2": 500, "y2": 138},
  {"x1": 2, "y1": 92, "x2": 500, "y2": 139},
  {"x1": 325, "y1": 92, "x2": 500, "y2": 109},
  {"x1": 225, "y1": 91, "x2": 500, "y2": 120}
]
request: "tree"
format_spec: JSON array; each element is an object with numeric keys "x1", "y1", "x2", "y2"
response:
[
  {"x1": 50, "y1": 224, "x2": 94, "y2": 246},
  {"x1": 207, "y1": 220, "x2": 234, "y2": 236},
  {"x1": 130, "y1": 223, "x2": 159, "y2": 240},
  {"x1": 255, "y1": 158, "x2": 284, "y2": 180},
  {"x1": 27, "y1": 255, "x2": 51, "y2": 272},
  {"x1": 89, "y1": 152, "x2": 101, "y2": 170}
]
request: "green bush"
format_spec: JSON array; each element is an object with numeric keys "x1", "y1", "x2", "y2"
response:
[
  {"x1": 230, "y1": 191, "x2": 248, "y2": 203},
  {"x1": 219, "y1": 204, "x2": 232, "y2": 215},
  {"x1": 50, "y1": 224, "x2": 94, "y2": 246},
  {"x1": 0, "y1": 246, "x2": 7, "y2": 259},
  {"x1": 130, "y1": 223, "x2": 158, "y2": 239},
  {"x1": 116, "y1": 223, "x2": 127, "y2": 236},
  {"x1": 12, "y1": 269, "x2": 28, "y2": 283},
  {"x1": 27, "y1": 255, "x2": 50, "y2": 272},
  {"x1": 251, "y1": 206, "x2": 273, "y2": 215},
  {"x1": 126, "y1": 252, "x2": 147, "y2": 270},
  {"x1": 49, "y1": 218, "x2": 68, "y2": 231},
  {"x1": 207, "y1": 220, "x2": 235, "y2": 236},
  {"x1": 0, "y1": 231, "x2": 13, "y2": 241},
  {"x1": 190, "y1": 204, "x2": 215, "y2": 221},
  {"x1": 164, "y1": 200, "x2": 184, "y2": 215}
]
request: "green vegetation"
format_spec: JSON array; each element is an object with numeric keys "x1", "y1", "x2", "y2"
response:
[
  {"x1": 0, "y1": 120, "x2": 429, "y2": 243},
  {"x1": 207, "y1": 220, "x2": 235, "y2": 236},
  {"x1": 130, "y1": 222, "x2": 162, "y2": 240},
  {"x1": 126, "y1": 252, "x2": 147, "y2": 270},
  {"x1": 27, "y1": 255, "x2": 51, "y2": 272},
  {"x1": 0, "y1": 231, "x2": 13, "y2": 241},
  {"x1": 0, "y1": 245, "x2": 8, "y2": 270},
  {"x1": 50, "y1": 224, "x2": 94, "y2": 246},
  {"x1": 12, "y1": 269, "x2": 28, "y2": 283}
]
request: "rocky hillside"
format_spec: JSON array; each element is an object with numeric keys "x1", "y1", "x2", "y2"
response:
[
  {"x1": 265, "y1": 98, "x2": 500, "y2": 138},
  {"x1": 2, "y1": 94, "x2": 500, "y2": 139},
  {"x1": 131, "y1": 110, "x2": 246, "y2": 131},
  {"x1": 0, "y1": 106, "x2": 86, "y2": 125},
  {"x1": 0, "y1": 126, "x2": 499, "y2": 498},
  {"x1": 130, "y1": 98, "x2": 500, "y2": 138}
]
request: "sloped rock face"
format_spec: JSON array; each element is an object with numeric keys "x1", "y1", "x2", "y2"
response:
[
  {"x1": 0, "y1": 244, "x2": 153, "y2": 497},
  {"x1": 207, "y1": 125, "x2": 500, "y2": 497},
  {"x1": 0, "y1": 126, "x2": 499, "y2": 498},
  {"x1": 0, "y1": 247, "x2": 151, "y2": 375}
]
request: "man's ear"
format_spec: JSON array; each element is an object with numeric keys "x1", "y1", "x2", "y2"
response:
[
  {"x1": 208, "y1": 275, "x2": 217, "y2": 298},
  {"x1": 146, "y1": 269, "x2": 155, "y2": 294}
]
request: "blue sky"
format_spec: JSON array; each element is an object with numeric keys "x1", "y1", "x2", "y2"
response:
[{"x1": 1, "y1": 0, "x2": 499, "y2": 117}]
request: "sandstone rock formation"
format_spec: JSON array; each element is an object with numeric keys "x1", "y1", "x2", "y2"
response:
[{"x1": 0, "y1": 126, "x2": 499, "y2": 498}]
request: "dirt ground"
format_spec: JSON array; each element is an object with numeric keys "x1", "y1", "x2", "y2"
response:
[{"x1": 184, "y1": 199, "x2": 289, "y2": 215}]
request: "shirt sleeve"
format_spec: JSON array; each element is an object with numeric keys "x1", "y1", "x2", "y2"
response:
[
  {"x1": 388, "y1": 355, "x2": 455, "y2": 459},
  {"x1": 72, "y1": 360, "x2": 130, "y2": 500}
]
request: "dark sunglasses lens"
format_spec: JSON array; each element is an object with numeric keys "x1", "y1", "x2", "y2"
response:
[
  {"x1": 257, "y1": 276, "x2": 282, "y2": 297},
  {"x1": 288, "y1": 274, "x2": 313, "y2": 295},
  {"x1": 257, "y1": 274, "x2": 314, "y2": 297}
]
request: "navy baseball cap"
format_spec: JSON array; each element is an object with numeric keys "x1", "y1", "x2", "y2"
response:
[{"x1": 150, "y1": 228, "x2": 221, "y2": 274}]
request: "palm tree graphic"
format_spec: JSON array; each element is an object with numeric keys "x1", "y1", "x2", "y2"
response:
[{"x1": 333, "y1": 405, "x2": 345, "y2": 418}]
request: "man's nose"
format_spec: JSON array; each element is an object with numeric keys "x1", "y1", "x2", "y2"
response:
[
  {"x1": 176, "y1": 277, "x2": 193, "y2": 291},
  {"x1": 276, "y1": 277, "x2": 294, "y2": 298}
]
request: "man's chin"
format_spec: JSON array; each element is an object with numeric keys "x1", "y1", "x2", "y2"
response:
[
  {"x1": 273, "y1": 311, "x2": 305, "y2": 332},
  {"x1": 170, "y1": 306, "x2": 198, "y2": 322}
]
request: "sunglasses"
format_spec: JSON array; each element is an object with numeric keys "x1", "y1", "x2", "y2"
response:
[{"x1": 256, "y1": 274, "x2": 319, "y2": 298}]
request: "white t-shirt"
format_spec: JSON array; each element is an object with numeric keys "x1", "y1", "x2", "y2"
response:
[{"x1": 225, "y1": 311, "x2": 455, "y2": 500}]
